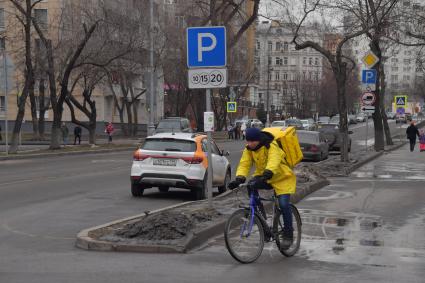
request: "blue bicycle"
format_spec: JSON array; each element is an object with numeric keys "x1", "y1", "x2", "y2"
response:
[{"x1": 224, "y1": 184, "x2": 302, "y2": 263}]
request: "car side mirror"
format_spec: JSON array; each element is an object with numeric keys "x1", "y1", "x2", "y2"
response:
[
  {"x1": 348, "y1": 130, "x2": 353, "y2": 134},
  {"x1": 221, "y1": 150, "x2": 230, "y2": 156}
]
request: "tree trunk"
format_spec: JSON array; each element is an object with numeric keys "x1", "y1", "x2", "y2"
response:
[
  {"x1": 38, "y1": 78, "x2": 47, "y2": 139},
  {"x1": 9, "y1": 93, "x2": 28, "y2": 153},
  {"x1": 125, "y1": 100, "x2": 132, "y2": 137},
  {"x1": 370, "y1": 39, "x2": 385, "y2": 151},
  {"x1": 380, "y1": 63, "x2": 393, "y2": 145},
  {"x1": 132, "y1": 101, "x2": 138, "y2": 136},
  {"x1": 335, "y1": 67, "x2": 349, "y2": 162}
]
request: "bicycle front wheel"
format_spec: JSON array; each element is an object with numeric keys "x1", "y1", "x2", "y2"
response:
[
  {"x1": 273, "y1": 204, "x2": 302, "y2": 257},
  {"x1": 224, "y1": 208, "x2": 264, "y2": 263}
]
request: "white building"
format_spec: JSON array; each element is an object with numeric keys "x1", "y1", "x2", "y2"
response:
[{"x1": 255, "y1": 20, "x2": 324, "y2": 118}]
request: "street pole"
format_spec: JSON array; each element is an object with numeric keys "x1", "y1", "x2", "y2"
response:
[
  {"x1": 147, "y1": 0, "x2": 155, "y2": 136},
  {"x1": 365, "y1": 115, "x2": 368, "y2": 152},
  {"x1": 2, "y1": 49, "x2": 8, "y2": 155},
  {"x1": 206, "y1": 89, "x2": 213, "y2": 208}
]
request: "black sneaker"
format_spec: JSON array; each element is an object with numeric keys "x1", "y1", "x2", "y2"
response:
[{"x1": 281, "y1": 232, "x2": 294, "y2": 250}]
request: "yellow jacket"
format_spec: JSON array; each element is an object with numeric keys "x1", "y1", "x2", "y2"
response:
[{"x1": 235, "y1": 141, "x2": 296, "y2": 196}]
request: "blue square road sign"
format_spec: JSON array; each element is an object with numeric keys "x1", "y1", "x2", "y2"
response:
[
  {"x1": 227, "y1": 102, "x2": 237, "y2": 113},
  {"x1": 361, "y1": 69, "x2": 377, "y2": 84},
  {"x1": 187, "y1": 26, "x2": 226, "y2": 68}
]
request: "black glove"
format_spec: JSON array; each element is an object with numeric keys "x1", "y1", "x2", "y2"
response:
[
  {"x1": 228, "y1": 176, "x2": 246, "y2": 190},
  {"x1": 262, "y1": 169, "x2": 273, "y2": 180}
]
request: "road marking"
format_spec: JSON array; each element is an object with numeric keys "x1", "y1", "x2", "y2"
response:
[
  {"x1": 1, "y1": 222, "x2": 74, "y2": 240},
  {"x1": 0, "y1": 179, "x2": 34, "y2": 186}
]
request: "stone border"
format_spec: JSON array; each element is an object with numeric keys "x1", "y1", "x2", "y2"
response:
[{"x1": 75, "y1": 178, "x2": 330, "y2": 253}]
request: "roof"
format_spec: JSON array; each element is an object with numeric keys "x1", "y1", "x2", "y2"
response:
[{"x1": 146, "y1": 132, "x2": 206, "y2": 141}]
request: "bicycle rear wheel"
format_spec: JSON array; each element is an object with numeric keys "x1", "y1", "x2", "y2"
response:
[
  {"x1": 224, "y1": 208, "x2": 264, "y2": 263},
  {"x1": 273, "y1": 204, "x2": 302, "y2": 257}
]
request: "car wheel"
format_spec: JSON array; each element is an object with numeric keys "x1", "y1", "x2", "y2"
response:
[
  {"x1": 192, "y1": 174, "x2": 207, "y2": 200},
  {"x1": 158, "y1": 186, "x2": 169, "y2": 193},
  {"x1": 218, "y1": 170, "x2": 231, "y2": 194},
  {"x1": 131, "y1": 183, "x2": 145, "y2": 197},
  {"x1": 314, "y1": 153, "x2": 322, "y2": 162}
]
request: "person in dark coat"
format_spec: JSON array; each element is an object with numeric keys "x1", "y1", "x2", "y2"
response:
[
  {"x1": 74, "y1": 126, "x2": 82, "y2": 145},
  {"x1": 406, "y1": 121, "x2": 420, "y2": 152}
]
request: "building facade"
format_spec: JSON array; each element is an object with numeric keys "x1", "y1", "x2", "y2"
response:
[{"x1": 255, "y1": 20, "x2": 324, "y2": 119}]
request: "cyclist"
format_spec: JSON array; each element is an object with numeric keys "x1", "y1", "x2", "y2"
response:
[{"x1": 228, "y1": 127, "x2": 296, "y2": 249}]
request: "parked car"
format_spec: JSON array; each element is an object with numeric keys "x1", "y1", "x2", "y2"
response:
[
  {"x1": 155, "y1": 117, "x2": 193, "y2": 134},
  {"x1": 406, "y1": 113, "x2": 412, "y2": 122},
  {"x1": 285, "y1": 118, "x2": 304, "y2": 130},
  {"x1": 318, "y1": 116, "x2": 331, "y2": 124},
  {"x1": 317, "y1": 124, "x2": 352, "y2": 152},
  {"x1": 386, "y1": 112, "x2": 396, "y2": 119},
  {"x1": 271, "y1": 120, "x2": 287, "y2": 128},
  {"x1": 356, "y1": 113, "x2": 367, "y2": 122},
  {"x1": 329, "y1": 115, "x2": 340, "y2": 125},
  {"x1": 396, "y1": 114, "x2": 407, "y2": 124},
  {"x1": 247, "y1": 119, "x2": 264, "y2": 128},
  {"x1": 131, "y1": 133, "x2": 231, "y2": 200},
  {"x1": 348, "y1": 114, "x2": 358, "y2": 124},
  {"x1": 300, "y1": 118, "x2": 317, "y2": 131},
  {"x1": 297, "y1": 130, "x2": 329, "y2": 161}
]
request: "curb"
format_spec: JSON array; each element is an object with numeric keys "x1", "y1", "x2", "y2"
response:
[
  {"x1": 75, "y1": 178, "x2": 330, "y2": 253},
  {"x1": 0, "y1": 146, "x2": 137, "y2": 161}
]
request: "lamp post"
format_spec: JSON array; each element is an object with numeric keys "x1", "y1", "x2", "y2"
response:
[
  {"x1": 147, "y1": 0, "x2": 155, "y2": 136},
  {"x1": 2, "y1": 48, "x2": 8, "y2": 155}
]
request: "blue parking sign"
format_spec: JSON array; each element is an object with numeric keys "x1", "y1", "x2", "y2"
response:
[
  {"x1": 187, "y1": 26, "x2": 226, "y2": 68},
  {"x1": 362, "y1": 69, "x2": 377, "y2": 84}
]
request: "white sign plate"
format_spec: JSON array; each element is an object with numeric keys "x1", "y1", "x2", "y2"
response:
[
  {"x1": 361, "y1": 105, "x2": 375, "y2": 113},
  {"x1": 188, "y1": 68, "x2": 227, "y2": 89},
  {"x1": 361, "y1": 92, "x2": 376, "y2": 106},
  {"x1": 360, "y1": 84, "x2": 376, "y2": 92},
  {"x1": 204, "y1": 111, "x2": 214, "y2": 132}
]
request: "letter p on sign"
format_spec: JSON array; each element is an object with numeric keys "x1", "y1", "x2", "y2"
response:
[{"x1": 187, "y1": 26, "x2": 226, "y2": 68}]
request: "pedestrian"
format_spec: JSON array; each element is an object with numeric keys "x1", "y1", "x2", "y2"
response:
[
  {"x1": 406, "y1": 121, "x2": 420, "y2": 152},
  {"x1": 234, "y1": 124, "x2": 241, "y2": 140},
  {"x1": 227, "y1": 124, "x2": 234, "y2": 139},
  {"x1": 419, "y1": 129, "x2": 425, "y2": 152},
  {"x1": 105, "y1": 122, "x2": 114, "y2": 143},
  {"x1": 61, "y1": 122, "x2": 69, "y2": 146},
  {"x1": 241, "y1": 122, "x2": 247, "y2": 140},
  {"x1": 73, "y1": 125, "x2": 82, "y2": 145}
]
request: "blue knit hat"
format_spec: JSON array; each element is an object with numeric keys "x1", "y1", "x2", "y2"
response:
[{"x1": 245, "y1": 127, "x2": 262, "y2": 141}]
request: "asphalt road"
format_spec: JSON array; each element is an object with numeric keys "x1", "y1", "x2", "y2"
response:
[{"x1": 0, "y1": 123, "x2": 423, "y2": 282}]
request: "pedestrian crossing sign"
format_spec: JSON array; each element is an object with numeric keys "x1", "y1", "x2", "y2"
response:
[
  {"x1": 394, "y1": 95, "x2": 407, "y2": 108},
  {"x1": 227, "y1": 102, "x2": 237, "y2": 113}
]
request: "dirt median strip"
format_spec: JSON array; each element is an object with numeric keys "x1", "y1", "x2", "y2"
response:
[{"x1": 75, "y1": 167, "x2": 330, "y2": 254}]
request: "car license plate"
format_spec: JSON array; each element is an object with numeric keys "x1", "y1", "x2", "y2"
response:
[{"x1": 153, "y1": 158, "x2": 177, "y2": 166}]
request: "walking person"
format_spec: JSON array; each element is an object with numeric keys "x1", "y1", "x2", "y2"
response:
[
  {"x1": 73, "y1": 125, "x2": 82, "y2": 145},
  {"x1": 419, "y1": 129, "x2": 425, "y2": 152},
  {"x1": 61, "y1": 122, "x2": 69, "y2": 146},
  {"x1": 227, "y1": 124, "x2": 234, "y2": 139},
  {"x1": 241, "y1": 122, "x2": 247, "y2": 140},
  {"x1": 406, "y1": 121, "x2": 420, "y2": 152},
  {"x1": 105, "y1": 122, "x2": 114, "y2": 143}
]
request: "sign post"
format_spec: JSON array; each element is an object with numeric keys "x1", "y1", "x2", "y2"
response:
[
  {"x1": 361, "y1": 91, "x2": 376, "y2": 152},
  {"x1": 2, "y1": 50, "x2": 8, "y2": 155},
  {"x1": 187, "y1": 26, "x2": 227, "y2": 207},
  {"x1": 395, "y1": 96, "x2": 407, "y2": 142}
]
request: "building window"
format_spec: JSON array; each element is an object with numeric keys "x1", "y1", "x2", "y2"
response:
[
  {"x1": 0, "y1": 96, "x2": 5, "y2": 111},
  {"x1": 275, "y1": 72, "x2": 280, "y2": 81},
  {"x1": 283, "y1": 73, "x2": 288, "y2": 80},
  {"x1": 309, "y1": 57, "x2": 313, "y2": 65},
  {"x1": 391, "y1": 75, "x2": 398, "y2": 81},
  {"x1": 256, "y1": 41, "x2": 260, "y2": 50},
  {"x1": 276, "y1": 57, "x2": 282, "y2": 65},
  {"x1": 268, "y1": 72, "x2": 272, "y2": 81},
  {"x1": 276, "y1": 42, "x2": 281, "y2": 51},
  {"x1": 283, "y1": 57, "x2": 288, "y2": 65},
  {"x1": 403, "y1": 75, "x2": 410, "y2": 81},
  {"x1": 0, "y1": 8, "x2": 4, "y2": 29},
  {"x1": 404, "y1": 50, "x2": 411, "y2": 55},
  {"x1": 303, "y1": 57, "x2": 306, "y2": 65},
  {"x1": 175, "y1": 15, "x2": 185, "y2": 28},
  {"x1": 0, "y1": 37, "x2": 5, "y2": 50},
  {"x1": 34, "y1": 9, "x2": 48, "y2": 30},
  {"x1": 315, "y1": 58, "x2": 319, "y2": 65},
  {"x1": 268, "y1": 56, "x2": 272, "y2": 65},
  {"x1": 391, "y1": 58, "x2": 398, "y2": 63},
  {"x1": 283, "y1": 42, "x2": 288, "y2": 51},
  {"x1": 404, "y1": 59, "x2": 411, "y2": 65},
  {"x1": 268, "y1": 41, "x2": 273, "y2": 51},
  {"x1": 392, "y1": 66, "x2": 399, "y2": 72}
]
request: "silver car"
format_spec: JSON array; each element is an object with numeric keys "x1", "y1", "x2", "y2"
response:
[{"x1": 131, "y1": 133, "x2": 231, "y2": 200}]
